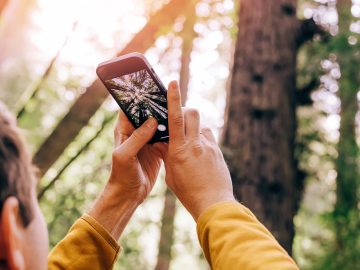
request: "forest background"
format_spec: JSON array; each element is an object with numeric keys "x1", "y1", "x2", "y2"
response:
[{"x1": 0, "y1": 0, "x2": 359, "y2": 269}]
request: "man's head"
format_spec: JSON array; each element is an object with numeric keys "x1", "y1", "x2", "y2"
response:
[{"x1": 0, "y1": 102, "x2": 48, "y2": 270}]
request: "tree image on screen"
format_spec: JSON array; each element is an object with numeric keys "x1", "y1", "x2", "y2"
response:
[{"x1": 105, "y1": 69, "x2": 168, "y2": 127}]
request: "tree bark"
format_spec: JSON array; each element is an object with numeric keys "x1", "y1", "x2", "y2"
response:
[
  {"x1": 154, "y1": 9, "x2": 196, "y2": 270},
  {"x1": 179, "y1": 10, "x2": 196, "y2": 104},
  {"x1": 154, "y1": 188, "x2": 177, "y2": 270},
  {"x1": 221, "y1": 0, "x2": 300, "y2": 253},
  {"x1": 33, "y1": 0, "x2": 197, "y2": 176}
]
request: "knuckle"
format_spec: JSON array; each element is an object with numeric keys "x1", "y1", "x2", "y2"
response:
[
  {"x1": 186, "y1": 108, "x2": 200, "y2": 119},
  {"x1": 128, "y1": 155, "x2": 138, "y2": 163},
  {"x1": 132, "y1": 128, "x2": 145, "y2": 139},
  {"x1": 112, "y1": 149, "x2": 127, "y2": 164},
  {"x1": 112, "y1": 146, "x2": 136, "y2": 164},
  {"x1": 169, "y1": 146, "x2": 187, "y2": 163},
  {"x1": 169, "y1": 90, "x2": 181, "y2": 102},
  {"x1": 201, "y1": 127, "x2": 212, "y2": 134},
  {"x1": 172, "y1": 114, "x2": 184, "y2": 127},
  {"x1": 204, "y1": 142, "x2": 220, "y2": 156},
  {"x1": 191, "y1": 141, "x2": 204, "y2": 156}
]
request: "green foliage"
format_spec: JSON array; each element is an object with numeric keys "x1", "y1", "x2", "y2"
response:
[
  {"x1": 2, "y1": 0, "x2": 359, "y2": 269},
  {"x1": 295, "y1": 1, "x2": 360, "y2": 269}
]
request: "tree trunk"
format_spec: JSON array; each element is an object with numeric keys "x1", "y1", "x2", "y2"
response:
[
  {"x1": 33, "y1": 0, "x2": 197, "y2": 176},
  {"x1": 333, "y1": 0, "x2": 360, "y2": 266},
  {"x1": 179, "y1": 10, "x2": 196, "y2": 104},
  {"x1": 221, "y1": 0, "x2": 300, "y2": 253},
  {"x1": 154, "y1": 9, "x2": 196, "y2": 270},
  {"x1": 154, "y1": 188, "x2": 177, "y2": 270}
]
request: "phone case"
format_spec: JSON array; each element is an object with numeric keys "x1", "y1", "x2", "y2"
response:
[{"x1": 97, "y1": 53, "x2": 169, "y2": 144}]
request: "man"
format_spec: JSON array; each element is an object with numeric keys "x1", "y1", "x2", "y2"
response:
[{"x1": 0, "y1": 81, "x2": 299, "y2": 269}]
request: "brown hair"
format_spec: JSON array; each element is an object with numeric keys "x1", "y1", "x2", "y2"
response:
[{"x1": 0, "y1": 101, "x2": 34, "y2": 226}]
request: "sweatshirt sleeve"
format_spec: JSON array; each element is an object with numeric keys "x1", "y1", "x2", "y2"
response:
[
  {"x1": 196, "y1": 202, "x2": 299, "y2": 270},
  {"x1": 48, "y1": 214, "x2": 120, "y2": 270}
]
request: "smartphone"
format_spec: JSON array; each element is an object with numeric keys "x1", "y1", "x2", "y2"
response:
[{"x1": 96, "y1": 52, "x2": 169, "y2": 144}]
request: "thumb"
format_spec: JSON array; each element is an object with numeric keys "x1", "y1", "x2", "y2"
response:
[{"x1": 120, "y1": 117, "x2": 158, "y2": 156}]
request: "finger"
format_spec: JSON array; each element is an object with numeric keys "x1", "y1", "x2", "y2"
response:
[
  {"x1": 201, "y1": 127, "x2": 216, "y2": 143},
  {"x1": 153, "y1": 142, "x2": 168, "y2": 159},
  {"x1": 118, "y1": 109, "x2": 135, "y2": 135},
  {"x1": 184, "y1": 108, "x2": 200, "y2": 140},
  {"x1": 120, "y1": 118, "x2": 158, "y2": 157},
  {"x1": 114, "y1": 110, "x2": 135, "y2": 146},
  {"x1": 167, "y1": 81, "x2": 185, "y2": 146},
  {"x1": 114, "y1": 116, "x2": 125, "y2": 147}
]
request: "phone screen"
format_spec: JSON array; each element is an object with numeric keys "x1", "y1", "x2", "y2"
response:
[{"x1": 104, "y1": 69, "x2": 169, "y2": 142}]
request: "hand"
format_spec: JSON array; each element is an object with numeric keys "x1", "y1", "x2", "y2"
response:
[
  {"x1": 108, "y1": 109, "x2": 163, "y2": 203},
  {"x1": 157, "y1": 81, "x2": 236, "y2": 221},
  {"x1": 88, "y1": 110, "x2": 163, "y2": 240}
]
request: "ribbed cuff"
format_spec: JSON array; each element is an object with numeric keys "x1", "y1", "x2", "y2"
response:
[{"x1": 82, "y1": 214, "x2": 121, "y2": 253}]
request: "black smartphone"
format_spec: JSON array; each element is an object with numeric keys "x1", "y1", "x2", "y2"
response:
[{"x1": 96, "y1": 52, "x2": 169, "y2": 144}]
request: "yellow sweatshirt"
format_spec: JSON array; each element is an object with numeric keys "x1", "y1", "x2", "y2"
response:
[
  {"x1": 48, "y1": 214, "x2": 120, "y2": 269},
  {"x1": 196, "y1": 202, "x2": 299, "y2": 270},
  {"x1": 48, "y1": 202, "x2": 299, "y2": 270}
]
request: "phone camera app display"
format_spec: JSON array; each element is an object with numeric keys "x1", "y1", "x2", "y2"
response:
[{"x1": 105, "y1": 69, "x2": 168, "y2": 139}]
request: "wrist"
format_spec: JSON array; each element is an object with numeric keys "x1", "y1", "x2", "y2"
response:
[
  {"x1": 87, "y1": 183, "x2": 141, "y2": 240},
  {"x1": 105, "y1": 180, "x2": 144, "y2": 205},
  {"x1": 191, "y1": 193, "x2": 236, "y2": 221}
]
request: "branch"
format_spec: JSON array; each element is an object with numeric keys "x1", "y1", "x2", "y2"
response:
[
  {"x1": 34, "y1": 0, "x2": 197, "y2": 176},
  {"x1": 296, "y1": 18, "x2": 329, "y2": 48},
  {"x1": 16, "y1": 21, "x2": 78, "y2": 119},
  {"x1": 37, "y1": 113, "x2": 116, "y2": 200},
  {"x1": 296, "y1": 78, "x2": 319, "y2": 106}
]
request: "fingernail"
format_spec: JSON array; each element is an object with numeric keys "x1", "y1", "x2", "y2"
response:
[
  {"x1": 170, "y1": 81, "x2": 178, "y2": 89},
  {"x1": 146, "y1": 117, "x2": 157, "y2": 129}
]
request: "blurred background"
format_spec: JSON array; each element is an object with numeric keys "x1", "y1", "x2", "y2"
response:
[{"x1": 0, "y1": 0, "x2": 359, "y2": 269}]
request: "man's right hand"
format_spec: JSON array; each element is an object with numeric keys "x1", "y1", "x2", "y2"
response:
[{"x1": 157, "y1": 81, "x2": 236, "y2": 221}]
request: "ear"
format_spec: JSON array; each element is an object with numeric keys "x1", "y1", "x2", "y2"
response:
[{"x1": 1, "y1": 197, "x2": 25, "y2": 270}]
